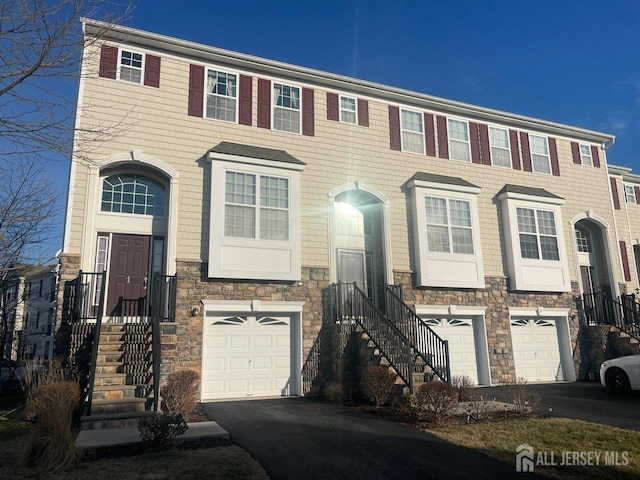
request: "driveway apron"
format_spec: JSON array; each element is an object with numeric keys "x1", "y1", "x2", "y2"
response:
[{"x1": 203, "y1": 397, "x2": 534, "y2": 480}]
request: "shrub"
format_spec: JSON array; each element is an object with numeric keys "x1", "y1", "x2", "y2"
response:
[
  {"x1": 411, "y1": 381, "x2": 458, "y2": 425},
  {"x1": 451, "y1": 375, "x2": 474, "y2": 402},
  {"x1": 360, "y1": 366, "x2": 397, "y2": 407},
  {"x1": 24, "y1": 380, "x2": 81, "y2": 470},
  {"x1": 505, "y1": 377, "x2": 540, "y2": 415},
  {"x1": 324, "y1": 382, "x2": 343, "y2": 403},
  {"x1": 160, "y1": 370, "x2": 200, "y2": 420},
  {"x1": 138, "y1": 413, "x2": 188, "y2": 449}
]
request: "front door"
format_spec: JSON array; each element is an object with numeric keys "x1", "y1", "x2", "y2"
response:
[
  {"x1": 107, "y1": 234, "x2": 150, "y2": 316},
  {"x1": 337, "y1": 249, "x2": 366, "y2": 292}
]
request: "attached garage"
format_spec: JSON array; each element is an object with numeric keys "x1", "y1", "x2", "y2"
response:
[{"x1": 200, "y1": 301, "x2": 303, "y2": 401}]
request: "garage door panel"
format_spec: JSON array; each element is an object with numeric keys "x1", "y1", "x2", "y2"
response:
[
  {"x1": 511, "y1": 318, "x2": 562, "y2": 382},
  {"x1": 423, "y1": 318, "x2": 480, "y2": 384},
  {"x1": 253, "y1": 335, "x2": 274, "y2": 348},
  {"x1": 230, "y1": 336, "x2": 251, "y2": 348}
]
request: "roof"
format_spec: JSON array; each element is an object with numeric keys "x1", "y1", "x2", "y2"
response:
[
  {"x1": 82, "y1": 19, "x2": 614, "y2": 146},
  {"x1": 497, "y1": 184, "x2": 563, "y2": 200},
  {"x1": 408, "y1": 172, "x2": 480, "y2": 189},
  {"x1": 209, "y1": 142, "x2": 305, "y2": 166}
]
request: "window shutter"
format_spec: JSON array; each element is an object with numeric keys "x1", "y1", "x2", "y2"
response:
[
  {"x1": 326, "y1": 93, "x2": 339, "y2": 121},
  {"x1": 424, "y1": 113, "x2": 436, "y2": 157},
  {"x1": 635, "y1": 186, "x2": 640, "y2": 203},
  {"x1": 610, "y1": 177, "x2": 621, "y2": 210},
  {"x1": 99, "y1": 44, "x2": 118, "y2": 79},
  {"x1": 302, "y1": 88, "x2": 315, "y2": 136},
  {"x1": 591, "y1": 146, "x2": 601, "y2": 168},
  {"x1": 571, "y1": 142, "x2": 581, "y2": 164},
  {"x1": 479, "y1": 123, "x2": 491, "y2": 165},
  {"x1": 509, "y1": 130, "x2": 521, "y2": 170},
  {"x1": 520, "y1": 132, "x2": 532, "y2": 172},
  {"x1": 257, "y1": 78, "x2": 271, "y2": 129},
  {"x1": 188, "y1": 64, "x2": 204, "y2": 117},
  {"x1": 239, "y1": 75, "x2": 252, "y2": 126},
  {"x1": 469, "y1": 122, "x2": 481, "y2": 164},
  {"x1": 620, "y1": 240, "x2": 631, "y2": 282},
  {"x1": 436, "y1": 115, "x2": 449, "y2": 159},
  {"x1": 357, "y1": 99, "x2": 369, "y2": 127},
  {"x1": 549, "y1": 137, "x2": 560, "y2": 176},
  {"x1": 389, "y1": 106, "x2": 401, "y2": 151},
  {"x1": 144, "y1": 54, "x2": 161, "y2": 88}
]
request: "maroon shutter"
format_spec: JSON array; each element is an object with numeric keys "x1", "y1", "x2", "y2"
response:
[
  {"x1": 326, "y1": 92, "x2": 339, "y2": 121},
  {"x1": 520, "y1": 132, "x2": 532, "y2": 172},
  {"x1": 99, "y1": 44, "x2": 118, "y2": 79},
  {"x1": 144, "y1": 54, "x2": 161, "y2": 88},
  {"x1": 239, "y1": 75, "x2": 252, "y2": 126},
  {"x1": 436, "y1": 115, "x2": 449, "y2": 159},
  {"x1": 389, "y1": 106, "x2": 401, "y2": 151},
  {"x1": 357, "y1": 99, "x2": 369, "y2": 127},
  {"x1": 549, "y1": 137, "x2": 560, "y2": 176},
  {"x1": 479, "y1": 123, "x2": 491, "y2": 165},
  {"x1": 257, "y1": 78, "x2": 271, "y2": 129},
  {"x1": 469, "y1": 122, "x2": 481, "y2": 164},
  {"x1": 634, "y1": 186, "x2": 640, "y2": 204},
  {"x1": 591, "y1": 146, "x2": 601, "y2": 168},
  {"x1": 611, "y1": 177, "x2": 621, "y2": 210},
  {"x1": 302, "y1": 88, "x2": 315, "y2": 136},
  {"x1": 188, "y1": 64, "x2": 204, "y2": 117},
  {"x1": 509, "y1": 130, "x2": 521, "y2": 170},
  {"x1": 620, "y1": 241, "x2": 631, "y2": 282},
  {"x1": 571, "y1": 142, "x2": 581, "y2": 164},
  {"x1": 424, "y1": 113, "x2": 436, "y2": 157}
]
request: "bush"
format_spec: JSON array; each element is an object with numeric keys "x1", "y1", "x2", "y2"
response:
[
  {"x1": 24, "y1": 380, "x2": 81, "y2": 470},
  {"x1": 138, "y1": 413, "x2": 188, "y2": 449},
  {"x1": 451, "y1": 375, "x2": 474, "y2": 402},
  {"x1": 160, "y1": 370, "x2": 200, "y2": 420},
  {"x1": 324, "y1": 382, "x2": 343, "y2": 403},
  {"x1": 505, "y1": 377, "x2": 540, "y2": 415},
  {"x1": 411, "y1": 381, "x2": 458, "y2": 425},
  {"x1": 360, "y1": 366, "x2": 397, "y2": 407}
]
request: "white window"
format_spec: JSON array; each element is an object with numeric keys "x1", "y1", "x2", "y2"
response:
[
  {"x1": 209, "y1": 151, "x2": 305, "y2": 281},
  {"x1": 498, "y1": 187, "x2": 570, "y2": 292},
  {"x1": 625, "y1": 184, "x2": 636, "y2": 203},
  {"x1": 516, "y1": 207, "x2": 559, "y2": 261},
  {"x1": 447, "y1": 119, "x2": 470, "y2": 162},
  {"x1": 575, "y1": 229, "x2": 591, "y2": 253},
  {"x1": 425, "y1": 197, "x2": 474, "y2": 254},
  {"x1": 529, "y1": 135, "x2": 551, "y2": 174},
  {"x1": 489, "y1": 126, "x2": 511, "y2": 168},
  {"x1": 101, "y1": 174, "x2": 166, "y2": 216},
  {"x1": 334, "y1": 202, "x2": 364, "y2": 236},
  {"x1": 579, "y1": 144, "x2": 593, "y2": 166},
  {"x1": 119, "y1": 49, "x2": 143, "y2": 84},
  {"x1": 273, "y1": 83, "x2": 301, "y2": 133},
  {"x1": 339, "y1": 96, "x2": 357, "y2": 124},
  {"x1": 408, "y1": 174, "x2": 484, "y2": 288},
  {"x1": 206, "y1": 69, "x2": 237, "y2": 122},
  {"x1": 401, "y1": 109, "x2": 424, "y2": 154},
  {"x1": 93, "y1": 235, "x2": 109, "y2": 305}
]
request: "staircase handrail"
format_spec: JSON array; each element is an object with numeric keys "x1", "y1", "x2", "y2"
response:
[
  {"x1": 84, "y1": 270, "x2": 106, "y2": 416},
  {"x1": 580, "y1": 292, "x2": 640, "y2": 343}
]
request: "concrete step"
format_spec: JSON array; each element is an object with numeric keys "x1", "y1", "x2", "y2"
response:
[
  {"x1": 93, "y1": 373, "x2": 127, "y2": 387},
  {"x1": 92, "y1": 384, "x2": 138, "y2": 401},
  {"x1": 90, "y1": 398, "x2": 147, "y2": 415},
  {"x1": 81, "y1": 411, "x2": 157, "y2": 430}
]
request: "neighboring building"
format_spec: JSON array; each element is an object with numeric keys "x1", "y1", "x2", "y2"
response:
[{"x1": 60, "y1": 19, "x2": 638, "y2": 406}]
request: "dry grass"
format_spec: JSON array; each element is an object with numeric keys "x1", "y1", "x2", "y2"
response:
[
  {"x1": 428, "y1": 417, "x2": 640, "y2": 479},
  {"x1": 160, "y1": 370, "x2": 200, "y2": 420}
]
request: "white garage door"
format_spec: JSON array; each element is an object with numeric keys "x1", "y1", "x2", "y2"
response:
[
  {"x1": 202, "y1": 314, "x2": 294, "y2": 400},
  {"x1": 510, "y1": 318, "x2": 562, "y2": 382},
  {"x1": 422, "y1": 318, "x2": 479, "y2": 384}
]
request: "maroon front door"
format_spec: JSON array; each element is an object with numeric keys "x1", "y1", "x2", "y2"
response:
[{"x1": 107, "y1": 234, "x2": 150, "y2": 316}]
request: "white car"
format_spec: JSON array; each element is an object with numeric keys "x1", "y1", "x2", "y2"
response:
[{"x1": 600, "y1": 355, "x2": 640, "y2": 393}]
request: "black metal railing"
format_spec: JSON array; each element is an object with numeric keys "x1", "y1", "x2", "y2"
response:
[
  {"x1": 83, "y1": 271, "x2": 106, "y2": 417},
  {"x1": 385, "y1": 285, "x2": 451, "y2": 383},
  {"x1": 149, "y1": 273, "x2": 176, "y2": 411},
  {"x1": 579, "y1": 292, "x2": 640, "y2": 343},
  {"x1": 329, "y1": 283, "x2": 413, "y2": 390},
  {"x1": 73, "y1": 271, "x2": 105, "y2": 322}
]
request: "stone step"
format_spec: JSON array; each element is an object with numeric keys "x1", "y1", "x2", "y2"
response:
[
  {"x1": 81, "y1": 411, "x2": 157, "y2": 430},
  {"x1": 90, "y1": 398, "x2": 147, "y2": 416},
  {"x1": 93, "y1": 373, "x2": 127, "y2": 387},
  {"x1": 98, "y1": 341, "x2": 124, "y2": 353},
  {"x1": 96, "y1": 353, "x2": 124, "y2": 363},
  {"x1": 94, "y1": 362, "x2": 123, "y2": 375},
  {"x1": 92, "y1": 384, "x2": 138, "y2": 401}
]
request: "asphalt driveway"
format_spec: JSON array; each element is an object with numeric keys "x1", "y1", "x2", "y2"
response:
[
  {"x1": 480, "y1": 381, "x2": 640, "y2": 431},
  {"x1": 203, "y1": 397, "x2": 536, "y2": 480}
]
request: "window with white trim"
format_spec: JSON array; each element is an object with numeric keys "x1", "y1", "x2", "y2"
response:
[
  {"x1": 273, "y1": 83, "x2": 301, "y2": 133},
  {"x1": 516, "y1": 207, "x2": 559, "y2": 260},
  {"x1": 339, "y1": 96, "x2": 357, "y2": 124},
  {"x1": 529, "y1": 135, "x2": 551, "y2": 174},
  {"x1": 401, "y1": 109, "x2": 424, "y2": 154},
  {"x1": 447, "y1": 119, "x2": 470, "y2": 162},
  {"x1": 489, "y1": 126, "x2": 511, "y2": 168},
  {"x1": 575, "y1": 228, "x2": 591, "y2": 253},
  {"x1": 579, "y1": 144, "x2": 593, "y2": 166},
  {"x1": 119, "y1": 50, "x2": 143, "y2": 84},
  {"x1": 206, "y1": 69, "x2": 237, "y2": 122},
  {"x1": 625, "y1": 184, "x2": 636, "y2": 203},
  {"x1": 101, "y1": 174, "x2": 166, "y2": 216},
  {"x1": 425, "y1": 196, "x2": 474, "y2": 254}
]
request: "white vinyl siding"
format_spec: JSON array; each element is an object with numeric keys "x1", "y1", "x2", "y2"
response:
[
  {"x1": 529, "y1": 135, "x2": 551, "y2": 174},
  {"x1": 489, "y1": 126, "x2": 511, "y2": 168},
  {"x1": 400, "y1": 109, "x2": 424, "y2": 154},
  {"x1": 447, "y1": 119, "x2": 470, "y2": 162}
]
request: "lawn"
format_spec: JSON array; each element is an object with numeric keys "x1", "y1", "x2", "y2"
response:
[{"x1": 427, "y1": 417, "x2": 640, "y2": 480}]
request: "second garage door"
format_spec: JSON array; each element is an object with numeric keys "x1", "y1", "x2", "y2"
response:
[
  {"x1": 510, "y1": 318, "x2": 563, "y2": 382},
  {"x1": 202, "y1": 314, "x2": 294, "y2": 400}
]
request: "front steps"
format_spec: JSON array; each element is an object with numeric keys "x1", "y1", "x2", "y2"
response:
[{"x1": 81, "y1": 322, "x2": 157, "y2": 430}]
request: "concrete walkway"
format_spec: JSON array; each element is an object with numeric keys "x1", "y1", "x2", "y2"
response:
[{"x1": 75, "y1": 421, "x2": 229, "y2": 449}]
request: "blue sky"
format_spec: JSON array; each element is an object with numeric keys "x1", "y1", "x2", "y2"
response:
[{"x1": 44, "y1": 0, "x2": 640, "y2": 258}]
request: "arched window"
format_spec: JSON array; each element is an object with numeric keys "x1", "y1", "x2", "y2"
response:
[{"x1": 101, "y1": 174, "x2": 166, "y2": 216}]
